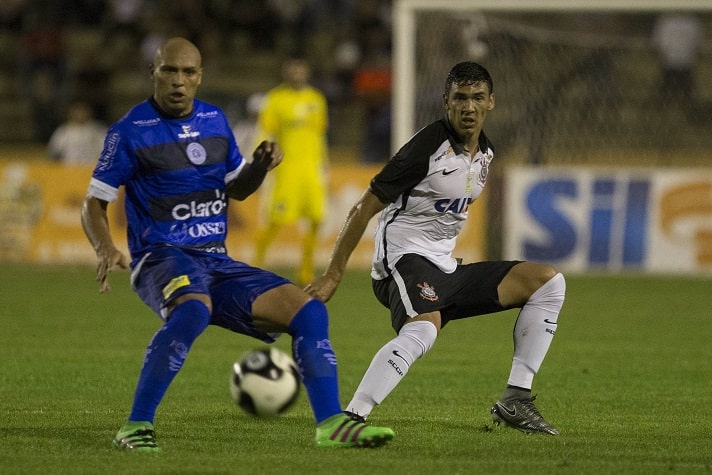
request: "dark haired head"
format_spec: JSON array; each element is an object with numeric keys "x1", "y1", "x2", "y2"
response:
[{"x1": 445, "y1": 62, "x2": 493, "y2": 96}]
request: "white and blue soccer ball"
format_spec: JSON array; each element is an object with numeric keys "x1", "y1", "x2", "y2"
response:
[{"x1": 230, "y1": 348, "x2": 301, "y2": 417}]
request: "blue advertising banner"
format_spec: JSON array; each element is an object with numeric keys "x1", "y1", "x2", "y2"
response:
[{"x1": 504, "y1": 166, "x2": 712, "y2": 274}]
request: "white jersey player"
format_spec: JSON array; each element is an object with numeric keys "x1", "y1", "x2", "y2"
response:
[{"x1": 306, "y1": 61, "x2": 566, "y2": 435}]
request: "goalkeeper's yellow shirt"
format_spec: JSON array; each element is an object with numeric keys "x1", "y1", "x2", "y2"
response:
[{"x1": 256, "y1": 84, "x2": 329, "y2": 223}]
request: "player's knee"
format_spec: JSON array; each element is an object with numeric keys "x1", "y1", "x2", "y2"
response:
[
  {"x1": 303, "y1": 298, "x2": 329, "y2": 323},
  {"x1": 167, "y1": 293, "x2": 212, "y2": 317},
  {"x1": 519, "y1": 262, "x2": 560, "y2": 296},
  {"x1": 501, "y1": 263, "x2": 563, "y2": 307},
  {"x1": 288, "y1": 298, "x2": 328, "y2": 336},
  {"x1": 399, "y1": 320, "x2": 438, "y2": 358},
  {"x1": 530, "y1": 271, "x2": 566, "y2": 313},
  {"x1": 164, "y1": 299, "x2": 211, "y2": 337},
  {"x1": 547, "y1": 271, "x2": 565, "y2": 296},
  {"x1": 535, "y1": 263, "x2": 559, "y2": 287}
]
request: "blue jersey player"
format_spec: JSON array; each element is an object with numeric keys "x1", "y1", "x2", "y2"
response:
[{"x1": 81, "y1": 37, "x2": 394, "y2": 451}]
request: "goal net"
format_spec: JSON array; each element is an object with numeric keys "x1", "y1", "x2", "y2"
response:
[{"x1": 393, "y1": 0, "x2": 712, "y2": 166}]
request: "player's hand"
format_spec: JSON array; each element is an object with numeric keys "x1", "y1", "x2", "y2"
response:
[
  {"x1": 253, "y1": 141, "x2": 283, "y2": 171},
  {"x1": 95, "y1": 248, "x2": 129, "y2": 293},
  {"x1": 304, "y1": 274, "x2": 340, "y2": 303}
]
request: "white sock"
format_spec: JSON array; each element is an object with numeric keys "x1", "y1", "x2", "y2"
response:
[
  {"x1": 507, "y1": 272, "x2": 566, "y2": 389},
  {"x1": 347, "y1": 320, "x2": 438, "y2": 419}
]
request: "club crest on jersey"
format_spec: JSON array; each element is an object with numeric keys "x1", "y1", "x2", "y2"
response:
[
  {"x1": 478, "y1": 153, "x2": 492, "y2": 187},
  {"x1": 417, "y1": 282, "x2": 439, "y2": 302},
  {"x1": 186, "y1": 142, "x2": 207, "y2": 165}
]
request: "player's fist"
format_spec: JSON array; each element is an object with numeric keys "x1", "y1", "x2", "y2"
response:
[
  {"x1": 253, "y1": 141, "x2": 283, "y2": 171},
  {"x1": 304, "y1": 274, "x2": 340, "y2": 303}
]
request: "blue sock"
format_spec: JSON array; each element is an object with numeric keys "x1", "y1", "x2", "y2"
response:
[
  {"x1": 128, "y1": 300, "x2": 211, "y2": 423},
  {"x1": 288, "y1": 299, "x2": 341, "y2": 424}
]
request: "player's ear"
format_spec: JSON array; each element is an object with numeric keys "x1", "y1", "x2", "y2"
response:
[
  {"x1": 488, "y1": 93, "x2": 495, "y2": 111},
  {"x1": 443, "y1": 93, "x2": 449, "y2": 109}
]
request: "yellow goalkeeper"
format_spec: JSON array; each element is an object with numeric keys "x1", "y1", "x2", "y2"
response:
[{"x1": 254, "y1": 58, "x2": 329, "y2": 284}]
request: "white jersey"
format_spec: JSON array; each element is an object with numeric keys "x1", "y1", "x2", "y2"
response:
[{"x1": 370, "y1": 119, "x2": 494, "y2": 280}]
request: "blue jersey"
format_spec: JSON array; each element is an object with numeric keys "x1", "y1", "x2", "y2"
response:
[{"x1": 88, "y1": 98, "x2": 246, "y2": 262}]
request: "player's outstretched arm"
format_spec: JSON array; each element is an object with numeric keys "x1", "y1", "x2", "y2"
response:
[
  {"x1": 81, "y1": 195, "x2": 129, "y2": 293},
  {"x1": 305, "y1": 188, "x2": 386, "y2": 302},
  {"x1": 227, "y1": 141, "x2": 283, "y2": 201}
]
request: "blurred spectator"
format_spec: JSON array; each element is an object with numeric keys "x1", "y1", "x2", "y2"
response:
[
  {"x1": 330, "y1": 32, "x2": 361, "y2": 102},
  {"x1": 27, "y1": 68, "x2": 61, "y2": 142},
  {"x1": 268, "y1": 0, "x2": 309, "y2": 54},
  {"x1": 353, "y1": 0, "x2": 392, "y2": 55},
  {"x1": 223, "y1": 0, "x2": 279, "y2": 51},
  {"x1": 48, "y1": 101, "x2": 107, "y2": 165},
  {"x1": 139, "y1": 17, "x2": 192, "y2": 67},
  {"x1": 232, "y1": 93, "x2": 265, "y2": 153},
  {"x1": 102, "y1": 0, "x2": 146, "y2": 63},
  {"x1": 316, "y1": 0, "x2": 356, "y2": 31},
  {"x1": 72, "y1": 52, "x2": 112, "y2": 123},
  {"x1": 353, "y1": 55, "x2": 391, "y2": 163},
  {"x1": 19, "y1": 10, "x2": 67, "y2": 75},
  {"x1": 19, "y1": 4, "x2": 70, "y2": 142},
  {"x1": 67, "y1": 0, "x2": 106, "y2": 25},
  {"x1": 651, "y1": 13, "x2": 704, "y2": 114},
  {"x1": 156, "y1": 0, "x2": 223, "y2": 62},
  {"x1": 0, "y1": 1, "x2": 25, "y2": 77},
  {"x1": 0, "y1": 0, "x2": 26, "y2": 31},
  {"x1": 351, "y1": 0, "x2": 393, "y2": 162}
]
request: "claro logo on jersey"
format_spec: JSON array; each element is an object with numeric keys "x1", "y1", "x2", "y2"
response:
[
  {"x1": 171, "y1": 190, "x2": 226, "y2": 220},
  {"x1": 172, "y1": 199, "x2": 225, "y2": 221},
  {"x1": 151, "y1": 189, "x2": 227, "y2": 224}
]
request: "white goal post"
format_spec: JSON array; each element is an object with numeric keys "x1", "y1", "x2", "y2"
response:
[{"x1": 392, "y1": 0, "x2": 712, "y2": 164}]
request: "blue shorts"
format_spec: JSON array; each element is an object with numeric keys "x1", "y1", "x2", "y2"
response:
[{"x1": 130, "y1": 246, "x2": 291, "y2": 342}]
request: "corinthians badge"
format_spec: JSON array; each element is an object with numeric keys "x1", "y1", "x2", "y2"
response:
[{"x1": 417, "y1": 282, "x2": 439, "y2": 302}]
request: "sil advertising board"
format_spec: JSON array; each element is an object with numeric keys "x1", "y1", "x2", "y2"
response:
[{"x1": 504, "y1": 166, "x2": 712, "y2": 274}]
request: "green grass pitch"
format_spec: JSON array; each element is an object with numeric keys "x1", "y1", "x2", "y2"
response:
[{"x1": 1, "y1": 264, "x2": 711, "y2": 474}]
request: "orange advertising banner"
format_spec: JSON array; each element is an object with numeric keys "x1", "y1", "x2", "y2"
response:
[{"x1": 0, "y1": 161, "x2": 487, "y2": 269}]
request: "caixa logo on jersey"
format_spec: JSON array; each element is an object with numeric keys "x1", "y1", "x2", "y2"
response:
[
  {"x1": 434, "y1": 197, "x2": 473, "y2": 214},
  {"x1": 505, "y1": 170, "x2": 651, "y2": 271}
]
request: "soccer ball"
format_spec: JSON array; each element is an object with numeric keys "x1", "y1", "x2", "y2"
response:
[{"x1": 229, "y1": 348, "x2": 301, "y2": 417}]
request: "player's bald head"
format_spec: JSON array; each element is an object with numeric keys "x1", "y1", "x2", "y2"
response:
[
  {"x1": 153, "y1": 37, "x2": 202, "y2": 68},
  {"x1": 150, "y1": 37, "x2": 203, "y2": 118}
]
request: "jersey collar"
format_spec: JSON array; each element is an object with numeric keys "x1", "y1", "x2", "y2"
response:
[
  {"x1": 148, "y1": 96, "x2": 197, "y2": 121},
  {"x1": 443, "y1": 118, "x2": 490, "y2": 156}
]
